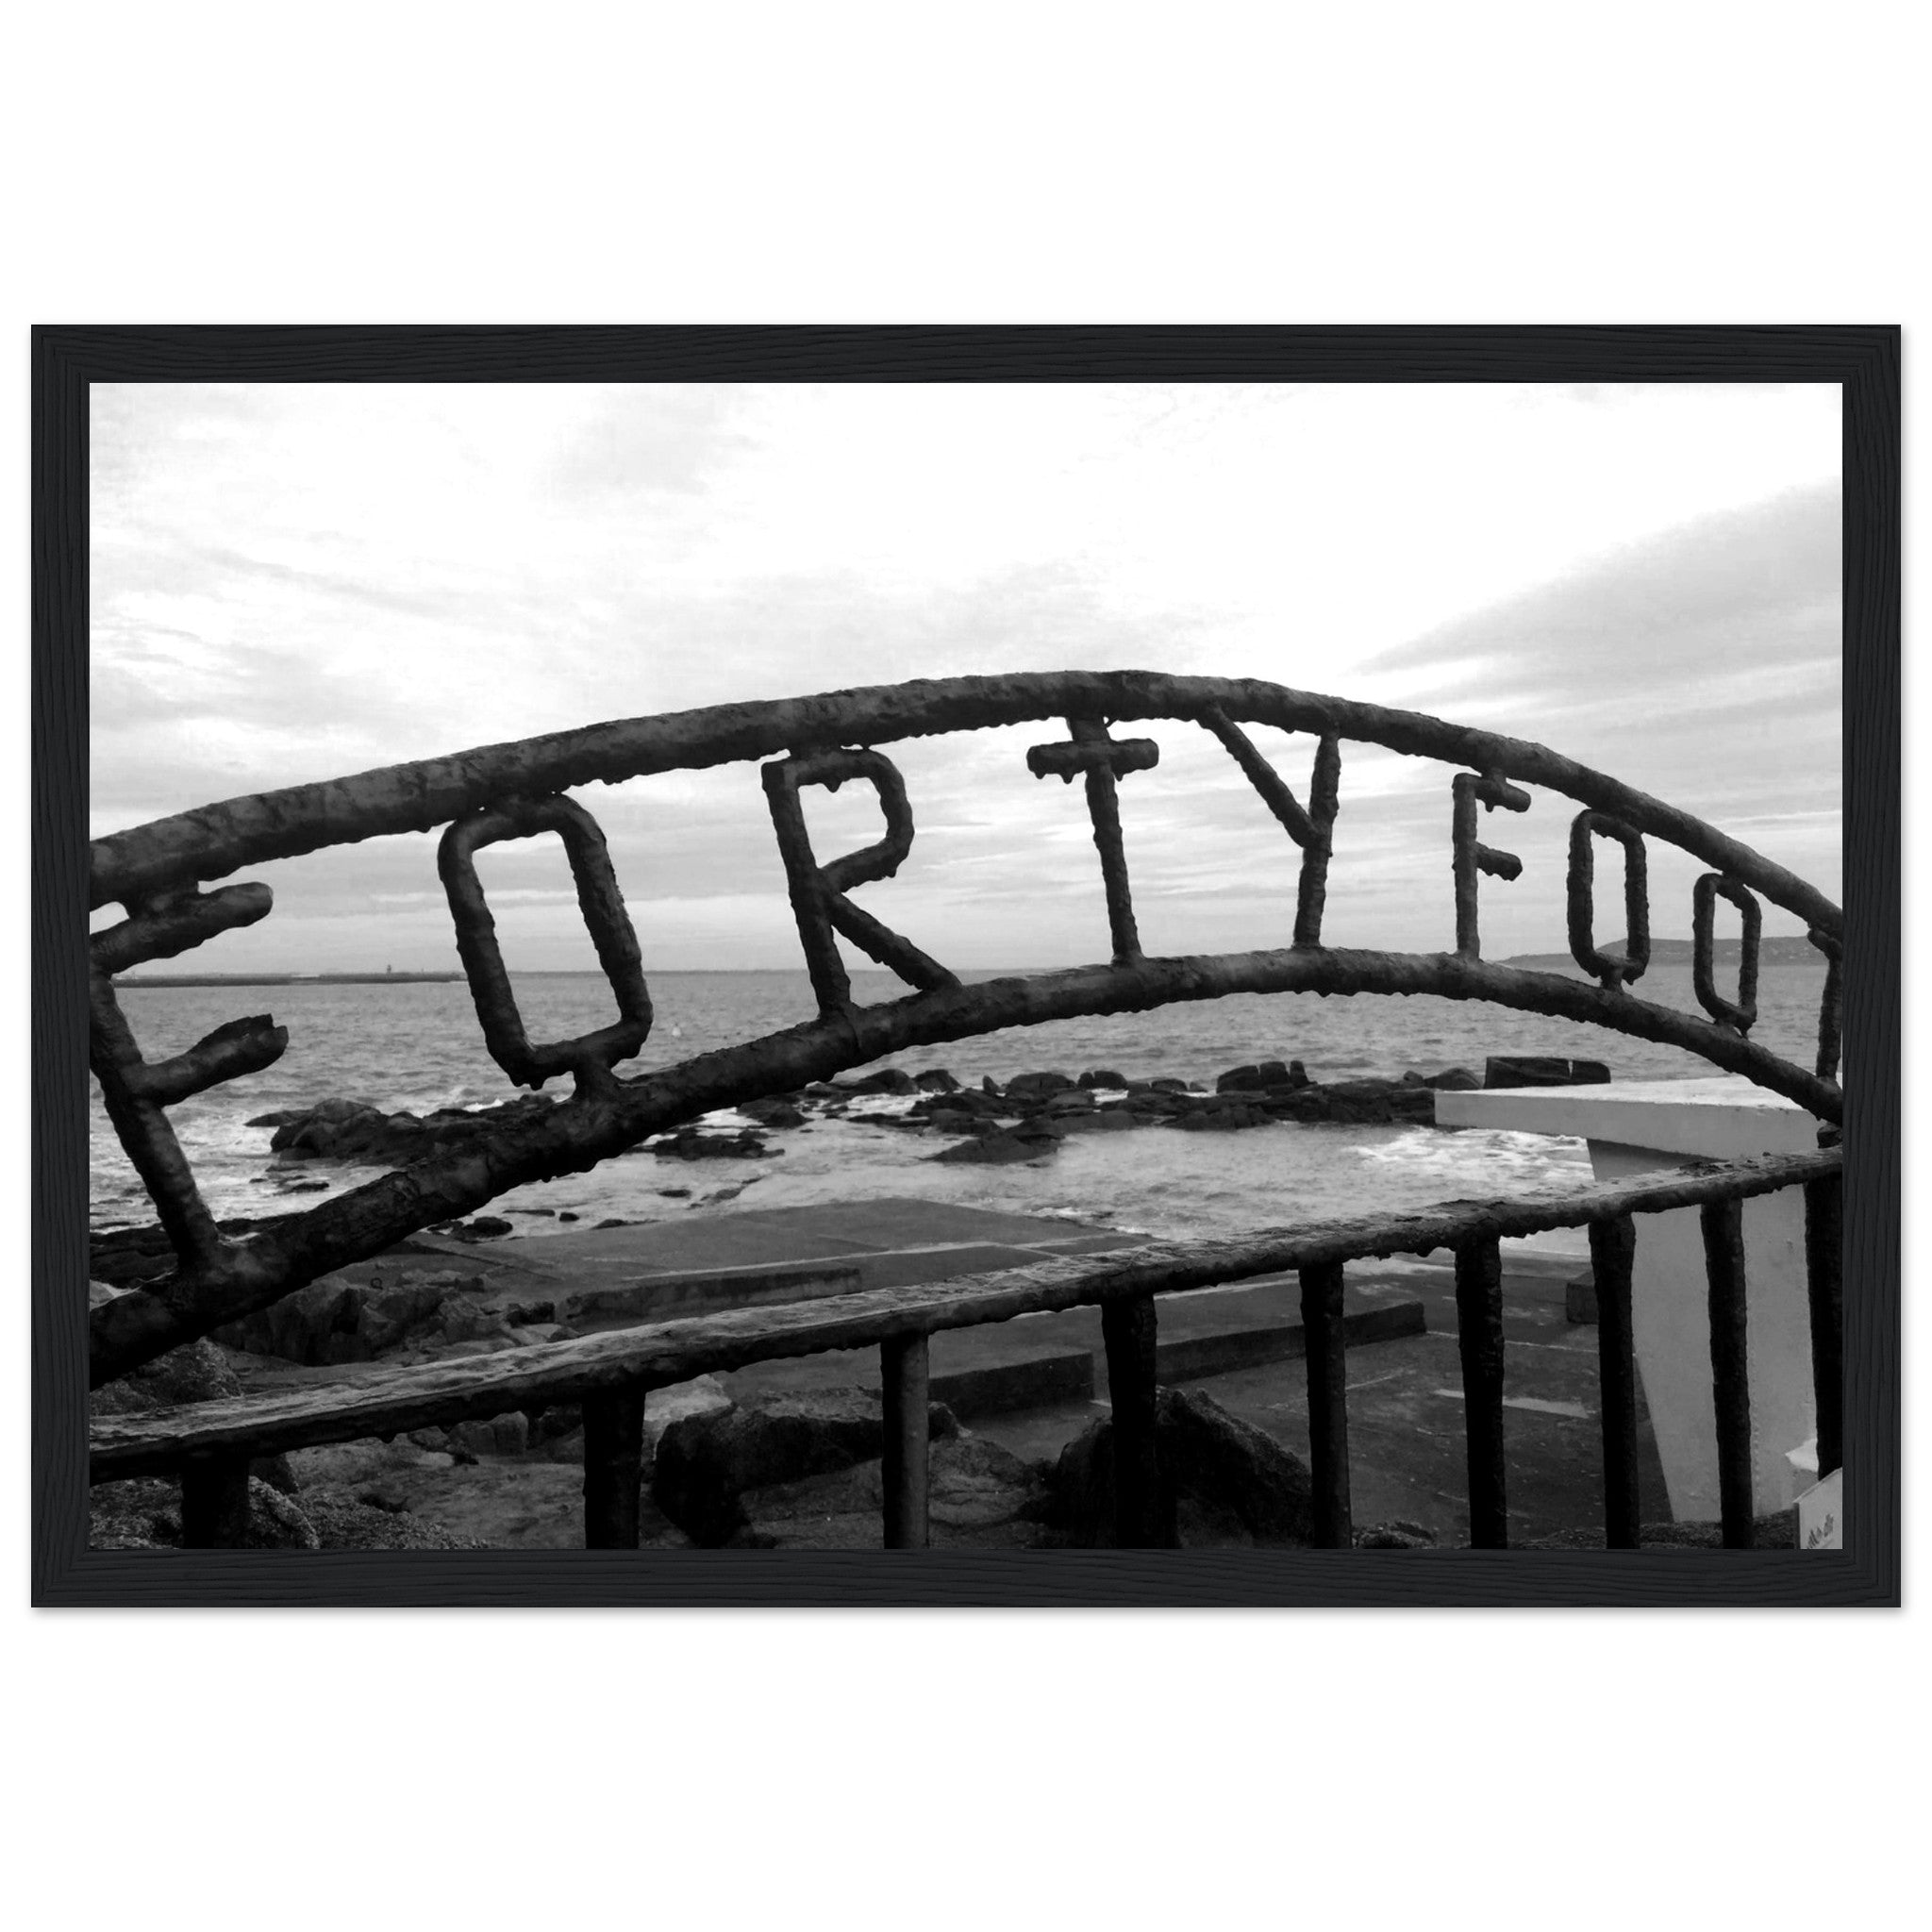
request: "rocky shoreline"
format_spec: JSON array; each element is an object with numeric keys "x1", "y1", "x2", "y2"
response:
[{"x1": 219, "y1": 1049, "x2": 1609, "y2": 1204}]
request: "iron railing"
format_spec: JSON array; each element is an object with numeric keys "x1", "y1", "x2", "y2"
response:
[{"x1": 90, "y1": 1145, "x2": 1841, "y2": 1551}]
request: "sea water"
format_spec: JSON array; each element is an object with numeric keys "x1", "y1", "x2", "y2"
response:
[{"x1": 91, "y1": 961, "x2": 1831, "y2": 1261}]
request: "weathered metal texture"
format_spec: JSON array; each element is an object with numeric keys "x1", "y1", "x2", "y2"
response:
[
  {"x1": 1451, "y1": 772, "x2": 1530, "y2": 958},
  {"x1": 1699, "y1": 1198, "x2": 1755, "y2": 1549},
  {"x1": 1101, "y1": 1294, "x2": 1166, "y2": 1547},
  {"x1": 1198, "y1": 708, "x2": 1341, "y2": 947},
  {"x1": 580, "y1": 1384, "x2": 647, "y2": 1549},
  {"x1": 1690, "y1": 874, "x2": 1761, "y2": 1034},
  {"x1": 880, "y1": 1333, "x2": 931, "y2": 1549},
  {"x1": 1567, "y1": 810, "x2": 1650, "y2": 990},
  {"x1": 1588, "y1": 1214, "x2": 1641, "y2": 1549},
  {"x1": 88, "y1": 879, "x2": 289, "y2": 1274},
  {"x1": 1027, "y1": 717, "x2": 1158, "y2": 965},
  {"x1": 91, "y1": 1148, "x2": 1841, "y2": 1481},
  {"x1": 761, "y1": 748, "x2": 959, "y2": 1014},
  {"x1": 90, "y1": 882, "x2": 275, "y2": 977},
  {"x1": 1809, "y1": 927, "x2": 1843, "y2": 1082},
  {"x1": 1297, "y1": 1259, "x2": 1352, "y2": 1547},
  {"x1": 438, "y1": 794, "x2": 653, "y2": 1090},
  {"x1": 91, "y1": 672, "x2": 1843, "y2": 938},
  {"x1": 1803, "y1": 1170, "x2": 1843, "y2": 1479},
  {"x1": 179, "y1": 1454, "x2": 251, "y2": 1548},
  {"x1": 87, "y1": 675, "x2": 1844, "y2": 1389},
  {"x1": 1454, "y1": 1236, "x2": 1508, "y2": 1549},
  {"x1": 89, "y1": 944, "x2": 1845, "y2": 1388}
]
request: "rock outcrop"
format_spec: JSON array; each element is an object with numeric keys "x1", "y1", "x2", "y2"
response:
[
  {"x1": 651, "y1": 1391, "x2": 962, "y2": 1547},
  {"x1": 1046, "y1": 1386, "x2": 1315, "y2": 1548}
]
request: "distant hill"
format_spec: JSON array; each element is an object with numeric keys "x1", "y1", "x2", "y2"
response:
[{"x1": 1501, "y1": 936, "x2": 1825, "y2": 972}]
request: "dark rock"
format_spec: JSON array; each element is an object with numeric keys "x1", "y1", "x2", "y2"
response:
[
  {"x1": 558, "y1": 1211, "x2": 581, "y2": 1222},
  {"x1": 448, "y1": 1412, "x2": 529, "y2": 1457},
  {"x1": 507, "y1": 1299, "x2": 557, "y2": 1326},
  {"x1": 912, "y1": 1069, "x2": 960, "y2": 1093},
  {"x1": 595, "y1": 1217, "x2": 631, "y2": 1229},
  {"x1": 90, "y1": 1336, "x2": 242, "y2": 1416},
  {"x1": 1217, "y1": 1059, "x2": 1291, "y2": 1093},
  {"x1": 928, "y1": 1128, "x2": 1060, "y2": 1164},
  {"x1": 739, "y1": 1097, "x2": 807, "y2": 1128},
  {"x1": 649, "y1": 1126, "x2": 774, "y2": 1159},
  {"x1": 1039, "y1": 1089, "x2": 1098, "y2": 1113},
  {"x1": 258, "y1": 1092, "x2": 559, "y2": 1170},
  {"x1": 1355, "y1": 1523, "x2": 1436, "y2": 1549},
  {"x1": 458, "y1": 1215, "x2": 514, "y2": 1240},
  {"x1": 980, "y1": 1076, "x2": 1003, "y2": 1095},
  {"x1": 652, "y1": 1393, "x2": 961, "y2": 1547},
  {"x1": 1484, "y1": 1056, "x2": 1577, "y2": 1090},
  {"x1": 1077, "y1": 1069, "x2": 1129, "y2": 1090},
  {"x1": 1005, "y1": 1070, "x2": 1075, "y2": 1096},
  {"x1": 1047, "y1": 1387, "x2": 1314, "y2": 1548},
  {"x1": 1570, "y1": 1059, "x2": 1611, "y2": 1085},
  {"x1": 212, "y1": 1268, "x2": 475, "y2": 1365},
  {"x1": 842, "y1": 1068, "x2": 917, "y2": 1095},
  {"x1": 1426, "y1": 1066, "x2": 1482, "y2": 1091},
  {"x1": 251, "y1": 1452, "x2": 302, "y2": 1495}
]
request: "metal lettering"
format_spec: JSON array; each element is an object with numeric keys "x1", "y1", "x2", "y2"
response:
[
  {"x1": 761, "y1": 748, "x2": 958, "y2": 1016},
  {"x1": 439, "y1": 794, "x2": 652, "y2": 1090},
  {"x1": 1567, "y1": 811, "x2": 1650, "y2": 990},
  {"x1": 1026, "y1": 717, "x2": 1159, "y2": 964},
  {"x1": 1452, "y1": 772, "x2": 1530, "y2": 958},
  {"x1": 1200, "y1": 708, "x2": 1341, "y2": 946}
]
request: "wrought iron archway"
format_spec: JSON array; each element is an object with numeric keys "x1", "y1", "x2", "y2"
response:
[{"x1": 88, "y1": 672, "x2": 1841, "y2": 1386}]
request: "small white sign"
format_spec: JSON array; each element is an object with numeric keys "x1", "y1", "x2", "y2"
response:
[{"x1": 1797, "y1": 1468, "x2": 1842, "y2": 1549}]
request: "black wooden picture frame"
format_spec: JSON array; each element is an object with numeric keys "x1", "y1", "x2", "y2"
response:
[{"x1": 31, "y1": 325, "x2": 1900, "y2": 1607}]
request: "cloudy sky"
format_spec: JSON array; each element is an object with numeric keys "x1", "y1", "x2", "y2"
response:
[{"x1": 90, "y1": 381, "x2": 1841, "y2": 974}]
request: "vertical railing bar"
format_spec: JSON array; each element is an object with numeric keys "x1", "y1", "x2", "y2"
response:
[
  {"x1": 179, "y1": 1453, "x2": 251, "y2": 1548},
  {"x1": 880, "y1": 1331, "x2": 931, "y2": 1549},
  {"x1": 1699, "y1": 1197, "x2": 1755, "y2": 1549},
  {"x1": 1454, "y1": 1235, "x2": 1508, "y2": 1549},
  {"x1": 1101, "y1": 1293, "x2": 1164, "y2": 1547},
  {"x1": 1803, "y1": 1167, "x2": 1842, "y2": 1479},
  {"x1": 582, "y1": 1384, "x2": 647, "y2": 1549},
  {"x1": 1588, "y1": 1213, "x2": 1641, "y2": 1549},
  {"x1": 1298, "y1": 1259, "x2": 1352, "y2": 1547}
]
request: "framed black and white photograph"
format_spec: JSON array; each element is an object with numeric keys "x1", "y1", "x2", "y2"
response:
[{"x1": 32, "y1": 326, "x2": 1899, "y2": 1607}]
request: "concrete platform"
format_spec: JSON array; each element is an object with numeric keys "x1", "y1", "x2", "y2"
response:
[{"x1": 291, "y1": 1196, "x2": 1651, "y2": 1547}]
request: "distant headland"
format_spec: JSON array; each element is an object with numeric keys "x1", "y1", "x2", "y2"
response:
[{"x1": 112, "y1": 971, "x2": 465, "y2": 989}]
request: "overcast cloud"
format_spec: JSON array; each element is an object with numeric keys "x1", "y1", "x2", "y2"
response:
[{"x1": 90, "y1": 382, "x2": 1841, "y2": 972}]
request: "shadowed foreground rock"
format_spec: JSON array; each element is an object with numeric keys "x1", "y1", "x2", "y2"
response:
[
  {"x1": 1047, "y1": 1386, "x2": 1315, "y2": 1548},
  {"x1": 652, "y1": 1391, "x2": 963, "y2": 1547}
]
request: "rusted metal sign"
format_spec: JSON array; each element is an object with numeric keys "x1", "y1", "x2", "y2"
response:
[{"x1": 87, "y1": 672, "x2": 1843, "y2": 1386}]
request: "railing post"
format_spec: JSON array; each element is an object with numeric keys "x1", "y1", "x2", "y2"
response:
[
  {"x1": 582, "y1": 1385, "x2": 647, "y2": 1549},
  {"x1": 1588, "y1": 1214, "x2": 1641, "y2": 1549},
  {"x1": 1803, "y1": 1170, "x2": 1842, "y2": 1478},
  {"x1": 180, "y1": 1453, "x2": 251, "y2": 1547},
  {"x1": 1298, "y1": 1259, "x2": 1352, "y2": 1547},
  {"x1": 880, "y1": 1332, "x2": 931, "y2": 1549},
  {"x1": 1102, "y1": 1293, "x2": 1166, "y2": 1547},
  {"x1": 1454, "y1": 1236, "x2": 1508, "y2": 1549},
  {"x1": 1699, "y1": 1198, "x2": 1754, "y2": 1548}
]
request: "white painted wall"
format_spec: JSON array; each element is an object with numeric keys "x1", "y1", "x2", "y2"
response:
[{"x1": 1436, "y1": 1077, "x2": 1825, "y2": 1522}]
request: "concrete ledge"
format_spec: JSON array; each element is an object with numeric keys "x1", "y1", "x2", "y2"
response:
[
  {"x1": 558, "y1": 1260, "x2": 864, "y2": 1329},
  {"x1": 929, "y1": 1348, "x2": 1096, "y2": 1418},
  {"x1": 1154, "y1": 1296, "x2": 1427, "y2": 1382}
]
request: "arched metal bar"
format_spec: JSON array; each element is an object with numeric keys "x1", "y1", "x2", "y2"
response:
[{"x1": 89, "y1": 671, "x2": 1843, "y2": 940}]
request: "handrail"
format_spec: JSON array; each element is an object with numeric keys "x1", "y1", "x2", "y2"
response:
[{"x1": 92, "y1": 1148, "x2": 1840, "y2": 1543}]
